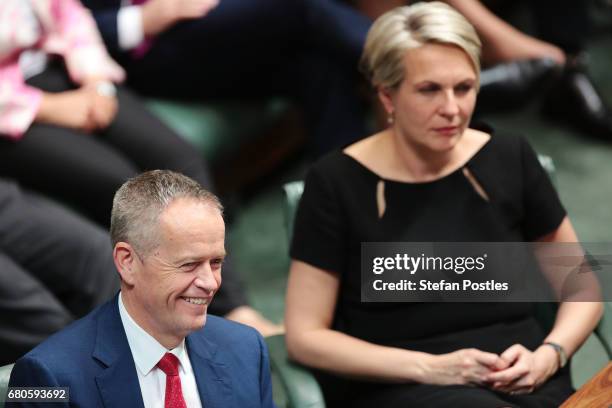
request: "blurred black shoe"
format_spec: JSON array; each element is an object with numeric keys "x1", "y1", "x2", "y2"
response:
[
  {"x1": 542, "y1": 53, "x2": 612, "y2": 140},
  {"x1": 476, "y1": 58, "x2": 560, "y2": 114}
]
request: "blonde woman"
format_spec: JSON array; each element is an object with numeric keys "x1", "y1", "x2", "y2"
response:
[{"x1": 285, "y1": 3, "x2": 602, "y2": 407}]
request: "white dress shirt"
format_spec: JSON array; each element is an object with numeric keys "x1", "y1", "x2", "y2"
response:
[
  {"x1": 117, "y1": 0, "x2": 144, "y2": 50},
  {"x1": 118, "y1": 294, "x2": 203, "y2": 408}
]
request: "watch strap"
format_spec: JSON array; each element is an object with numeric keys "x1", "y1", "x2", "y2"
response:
[{"x1": 543, "y1": 341, "x2": 567, "y2": 368}]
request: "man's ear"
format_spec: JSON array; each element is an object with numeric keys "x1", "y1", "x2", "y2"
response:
[
  {"x1": 113, "y1": 242, "x2": 138, "y2": 286},
  {"x1": 377, "y1": 86, "x2": 395, "y2": 118}
]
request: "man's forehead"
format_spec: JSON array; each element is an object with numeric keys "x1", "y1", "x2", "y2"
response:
[
  {"x1": 152, "y1": 230, "x2": 226, "y2": 262},
  {"x1": 160, "y1": 198, "x2": 223, "y2": 227},
  {"x1": 164, "y1": 196, "x2": 220, "y2": 212},
  {"x1": 151, "y1": 199, "x2": 224, "y2": 254},
  {"x1": 163, "y1": 241, "x2": 227, "y2": 263}
]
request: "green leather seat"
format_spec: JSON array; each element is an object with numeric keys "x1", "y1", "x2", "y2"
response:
[
  {"x1": 271, "y1": 155, "x2": 611, "y2": 407},
  {"x1": 146, "y1": 98, "x2": 306, "y2": 191},
  {"x1": 265, "y1": 335, "x2": 325, "y2": 408},
  {"x1": 145, "y1": 98, "x2": 290, "y2": 163}
]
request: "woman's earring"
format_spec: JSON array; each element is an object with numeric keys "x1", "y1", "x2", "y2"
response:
[{"x1": 387, "y1": 110, "x2": 394, "y2": 125}]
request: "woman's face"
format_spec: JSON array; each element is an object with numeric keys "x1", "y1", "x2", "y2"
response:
[{"x1": 379, "y1": 43, "x2": 478, "y2": 154}]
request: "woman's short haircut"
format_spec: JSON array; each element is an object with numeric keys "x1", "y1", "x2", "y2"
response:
[
  {"x1": 359, "y1": 1, "x2": 481, "y2": 90},
  {"x1": 110, "y1": 170, "x2": 222, "y2": 256}
]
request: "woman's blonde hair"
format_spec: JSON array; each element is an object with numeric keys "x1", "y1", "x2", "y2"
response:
[{"x1": 360, "y1": 1, "x2": 481, "y2": 90}]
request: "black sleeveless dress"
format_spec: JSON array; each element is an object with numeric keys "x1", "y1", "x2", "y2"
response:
[{"x1": 290, "y1": 130, "x2": 574, "y2": 407}]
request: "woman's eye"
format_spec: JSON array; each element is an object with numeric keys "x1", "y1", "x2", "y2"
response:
[
  {"x1": 455, "y1": 83, "x2": 473, "y2": 94},
  {"x1": 418, "y1": 86, "x2": 439, "y2": 94}
]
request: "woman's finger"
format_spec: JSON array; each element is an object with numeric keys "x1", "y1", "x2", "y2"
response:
[{"x1": 487, "y1": 362, "x2": 529, "y2": 384}]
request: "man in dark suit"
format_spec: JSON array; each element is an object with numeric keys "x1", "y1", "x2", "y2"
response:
[
  {"x1": 79, "y1": 0, "x2": 373, "y2": 155},
  {"x1": 0, "y1": 178, "x2": 119, "y2": 366},
  {"x1": 8, "y1": 170, "x2": 275, "y2": 408}
]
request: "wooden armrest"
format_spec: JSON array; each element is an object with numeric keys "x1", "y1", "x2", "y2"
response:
[{"x1": 560, "y1": 361, "x2": 612, "y2": 407}]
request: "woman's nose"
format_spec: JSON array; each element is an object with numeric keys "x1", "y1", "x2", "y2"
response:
[{"x1": 439, "y1": 91, "x2": 460, "y2": 117}]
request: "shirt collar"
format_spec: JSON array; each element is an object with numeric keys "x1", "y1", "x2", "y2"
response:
[{"x1": 118, "y1": 293, "x2": 189, "y2": 376}]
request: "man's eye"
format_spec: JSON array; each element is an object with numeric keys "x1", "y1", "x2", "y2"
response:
[
  {"x1": 211, "y1": 259, "x2": 224, "y2": 268},
  {"x1": 181, "y1": 262, "x2": 199, "y2": 270}
]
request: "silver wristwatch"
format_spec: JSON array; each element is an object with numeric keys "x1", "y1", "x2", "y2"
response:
[{"x1": 543, "y1": 342, "x2": 567, "y2": 368}]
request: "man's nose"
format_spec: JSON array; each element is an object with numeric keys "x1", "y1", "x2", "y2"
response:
[{"x1": 194, "y1": 264, "x2": 220, "y2": 294}]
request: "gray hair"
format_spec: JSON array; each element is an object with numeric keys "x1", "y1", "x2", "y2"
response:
[
  {"x1": 110, "y1": 170, "x2": 222, "y2": 255},
  {"x1": 359, "y1": 1, "x2": 481, "y2": 90}
]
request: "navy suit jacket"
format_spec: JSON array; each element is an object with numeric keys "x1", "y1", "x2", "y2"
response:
[
  {"x1": 79, "y1": 0, "x2": 126, "y2": 60},
  {"x1": 8, "y1": 295, "x2": 275, "y2": 407}
]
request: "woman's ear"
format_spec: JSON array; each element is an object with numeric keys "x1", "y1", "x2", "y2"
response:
[
  {"x1": 113, "y1": 242, "x2": 138, "y2": 286},
  {"x1": 377, "y1": 86, "x2": 395, "y2": 117}
]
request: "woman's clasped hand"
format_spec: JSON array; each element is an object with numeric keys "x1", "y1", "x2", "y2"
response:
[
  {"x1": 420, "y1": 344, "x2": 558, "y2": 394},
  {"x1": 36, "y1": 78, "x2": 118, "y2": 133}
]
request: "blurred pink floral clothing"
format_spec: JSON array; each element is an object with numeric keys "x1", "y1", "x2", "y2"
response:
[{"x1": 0, "y1": 0, "x2": 124, "y2": 139}]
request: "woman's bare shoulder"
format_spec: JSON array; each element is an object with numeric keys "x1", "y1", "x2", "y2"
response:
[
  {"x1": 464, "y1": 127, "x2": 491, "y2": 151},
  {"x1": 343, "y1": 132, "x2": 387, "y2": 165}
]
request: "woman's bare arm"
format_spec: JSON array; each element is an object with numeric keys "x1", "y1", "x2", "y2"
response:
[{"x1": 285, "y1": 260, "x2": 508, "y2": 385}]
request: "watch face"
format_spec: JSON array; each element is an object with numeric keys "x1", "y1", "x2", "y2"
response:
[{"x1": 545, "y1": 342, "x2": 567, "y2": 368}]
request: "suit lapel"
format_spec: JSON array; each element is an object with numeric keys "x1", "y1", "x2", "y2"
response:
[
  {"x1": 93, "y1": 295, "x2": 145, "y2": 408},
  {"x1": 188, "y1": 333, "x2": 233, "y2": 408}
]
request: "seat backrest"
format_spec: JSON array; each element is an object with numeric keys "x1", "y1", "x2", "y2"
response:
[
  {"x1": 265, "y1": 335, "x2": 325, "y2": 408},
  {"x1": 282, "y1": 181, "x2": 305, "y2": 244},
  {"x1": 0, "y1": 364, "x2": 14, "y2": 406},
  {"x1": 595, "y1": 302, "x2": 612, "y2": 357}
]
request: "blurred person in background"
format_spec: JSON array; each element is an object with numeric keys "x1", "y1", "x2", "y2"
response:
[
  {"x1": 0, "y1": 0, "x2": 209, "y2": 226},
  {"x1": 0, "y1": 178, "x2": 118, "y2": 365},
  {"x1": 80, "y1": 0, "x2": 374, "y2": 156}
]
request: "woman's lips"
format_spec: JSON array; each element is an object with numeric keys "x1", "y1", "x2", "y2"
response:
[{"x1": 433, "y1": 126, "x2": 459, "y2": 136}]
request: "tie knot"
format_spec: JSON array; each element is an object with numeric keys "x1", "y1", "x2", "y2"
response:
[{"x1": 157, "y1": 353, "x2": 180, "y2": 376}]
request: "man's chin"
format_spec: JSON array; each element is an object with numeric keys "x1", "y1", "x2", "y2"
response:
[
  {"x1": 176, "y1": 316, "x2": 207, "y2": 339},
  {"x1": 189, "y1": 313, "x2": 208, "y2": 332}
]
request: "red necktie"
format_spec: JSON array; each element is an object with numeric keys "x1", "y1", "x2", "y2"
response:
[
  {"x1": 131, "y1": 0, "x2": 153, "y2": 58},
  {"x1": 157, "y1": 353, "x2": 187, "y2": 408}
]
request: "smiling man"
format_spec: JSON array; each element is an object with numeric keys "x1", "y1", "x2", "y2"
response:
[{"x1": 8, "y1": 170, "x2": 275, "y2": 408}]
